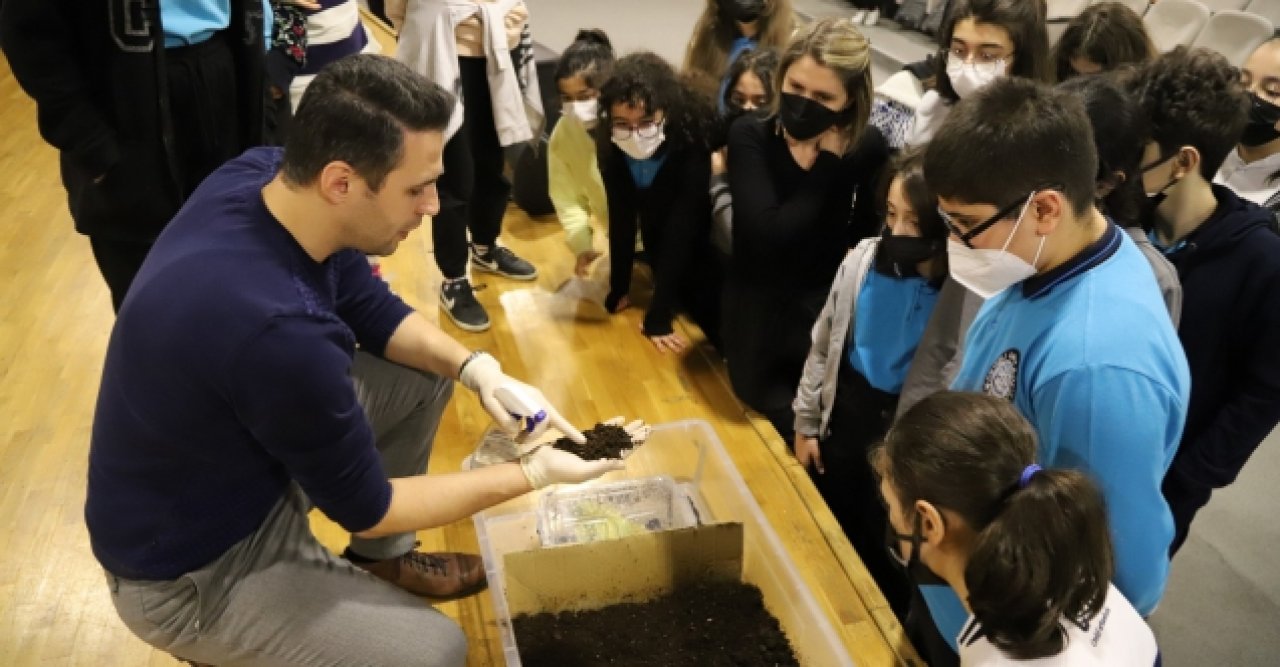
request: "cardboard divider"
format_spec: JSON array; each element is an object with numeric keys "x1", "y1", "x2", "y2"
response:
[{"x1": 503, "y1": 522, "x2": 744, "y2": 615}]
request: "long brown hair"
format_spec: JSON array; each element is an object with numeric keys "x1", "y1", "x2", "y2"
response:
[
  {"x1": 683, "y1": 0, "x2": 796, "y2": 98},
  {"x1": 1052, "y1": 2, "x2": 1156, "y2": 83},
  {"x1": 935, "y1": 0, "x2": 1052, "y2": 102},
  {"x1": 775, "y1": 17, "x2": 872, "y2": 153},
  {"x1": 873, "y1": 392, "x2": 1114, "y2": 660}
]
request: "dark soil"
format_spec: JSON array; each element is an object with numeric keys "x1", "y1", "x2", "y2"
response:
[
  {"x1": 512, "y1": 580, "x2": 800, "y2": 667},
  {"x1": 552, "y1": 422, "x2": 635, "y2": 461}
]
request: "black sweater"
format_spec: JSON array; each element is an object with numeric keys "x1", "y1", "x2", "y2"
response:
[
  {"x1": 0, "y1": 0, "x2": 265, "y2": 241},
  {"x1": 1165, "y1": 184, "x2": 1280, "y2": 489},
  {"x1": 602, "y1": 142, "x2": 713, "y2": 336},
  {"x1": 726, "y1": 114, "x2": 888, "y2": 289}
]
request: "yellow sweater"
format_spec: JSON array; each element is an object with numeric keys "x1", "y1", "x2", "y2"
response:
[{"x1": 547, "y1": 116, "x2": 608, "y2": 255}]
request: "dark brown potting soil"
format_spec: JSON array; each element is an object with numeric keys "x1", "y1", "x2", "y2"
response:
[
  {"x1": 512, "y1": 580, "x2": 800, "y2": 667},
  {"x1": 552, "y1": 422, "x2": 635, "y2": 461}
]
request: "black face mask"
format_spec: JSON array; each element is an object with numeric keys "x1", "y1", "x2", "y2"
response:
[
  {"x1": 1240, "y1": 93, "x2": 1280, "y2": 147},
  {"x1": 886, "y1": 514, "x2": 949, "y2": 587},
  {"x1": 779, "y1": 92, "x2": 850, "y2": 141},
  {"x1": 1137, "y1": 154, "x2": 1179, "y2": 231},
  {"x1": 874, "y1": 228, "x2": 941, "y2": 278},
  {"x1": 723, "y1": 0, "x2": 764, "y2": 23}
]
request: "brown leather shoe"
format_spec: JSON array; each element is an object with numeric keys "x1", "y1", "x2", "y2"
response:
[{"x1": 347, "y1": 547, "x2": 488, "y2": 601}]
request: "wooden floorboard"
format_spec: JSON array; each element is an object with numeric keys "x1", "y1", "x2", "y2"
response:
[{"x1": 0, "y1": 26, "x2": 918, "y2": 666}]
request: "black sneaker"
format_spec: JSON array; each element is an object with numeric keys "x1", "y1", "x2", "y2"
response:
[
  {"x1": 440, "y1": 278, "x2": 490, "y2": 332},
  {"x1": 470, "y1": 244, "x2": 538, "y2": 280}
]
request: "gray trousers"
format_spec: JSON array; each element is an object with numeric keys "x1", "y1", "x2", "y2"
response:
[{"x1": 105, "y1": 352, "x2": 468, "y2": 666}]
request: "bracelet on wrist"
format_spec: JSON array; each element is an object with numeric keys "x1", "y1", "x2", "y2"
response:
[{"x1": 457, "y1": 349, "x2": 491, "y2": 380}]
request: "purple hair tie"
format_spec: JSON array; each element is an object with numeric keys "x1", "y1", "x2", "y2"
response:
[{"x1": 1018, "y1": 464, "x2": 1043, "y2": 489}]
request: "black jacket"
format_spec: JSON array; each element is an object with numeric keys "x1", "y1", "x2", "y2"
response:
[
  {"x1": 601, "y1": 141, "x2": 713, "y2": 336},
  {"x1": 1165, "y1": 184, "x2": 1280, "y2": 489},
  {"x1": 0, "y1": 0, "x2": 265, "y2": 242}
]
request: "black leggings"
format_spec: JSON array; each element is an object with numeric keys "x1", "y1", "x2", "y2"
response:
[{"x1": 433, "y1": 56, "x2": 511, "y2": 279}]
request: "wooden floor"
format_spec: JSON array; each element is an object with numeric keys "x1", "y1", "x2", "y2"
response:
[{"x1": 0, "y1": 39, "x2": 918, "y2": 667}]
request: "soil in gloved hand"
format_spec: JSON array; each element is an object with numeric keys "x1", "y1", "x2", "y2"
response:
[{"x1": 551, "y1": 422, "x2": 634, "y2": 461}]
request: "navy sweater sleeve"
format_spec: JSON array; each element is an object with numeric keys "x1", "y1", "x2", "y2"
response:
[
  {"x1": 333, "y1": 250, "x2": 414, "y2": 356},
  {"x1": 229, "y1": 316, "x2": 392, "y2": 533}
]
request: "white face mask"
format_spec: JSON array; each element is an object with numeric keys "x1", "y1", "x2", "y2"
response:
[
  {"x1": 562, "y1": 99, "x2": 599, "y2": 129},
  {"x1": 946, "y1": 194, "x2": 1046, "y2": 299},
  {"x1": 946, "y1": 58, "x2": 1005, "y2": 99},
  {"x1": 612, "y1": 123, "x2": 666, "y2": 161}
]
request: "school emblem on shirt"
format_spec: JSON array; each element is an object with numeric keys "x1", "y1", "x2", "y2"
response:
[{"x1": 983, "y1": 349, "x2": 1020, "y2": 401}]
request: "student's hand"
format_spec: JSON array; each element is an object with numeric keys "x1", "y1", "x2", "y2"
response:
[
  {"x1": 794, "y1": 433, "x2": 824, "y2": 474},
  {"x1": 574, "y1": 250, "x2": 601, "y2": 277},
  {"x1": 607, "y1": 294, "x2": 631, "y2": 313},
  {"x1": 278, "y1": 0, "x2": 322, "y2": 10},
  {"x1": 459, "y1": 353, "x2": 586, "y2": 445},
  {"x1": 644, "y1": 328, "x2": 688, "y2": 354},
  {"x1": 817, "y1": 126, "x2": 849, "y2": 157},
  {"x1": 519, "y1": 446, "x2": 626, "y2": 490},
  {"x1": 711, "y1": 149, "x2": 728, "y2": 176}
]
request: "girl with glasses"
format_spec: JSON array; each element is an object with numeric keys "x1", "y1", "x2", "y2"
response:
[
  {"x1": 596, "y1": 53, "x2": 723, "y2": 353},
  {"x1": 873, "y1": 391, "x2": 1160, "y2": 666}
]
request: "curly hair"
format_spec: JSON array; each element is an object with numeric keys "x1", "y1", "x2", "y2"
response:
[
  {"x1": 596, "y1": 52, "x2": 716, "y2": 154},
  {"x1": 1129, "y1": 46, "x2": 1250, "y2": 179},
  {"x1": 1052, "y1": 3, "x2": 1156, "y2": 82}
]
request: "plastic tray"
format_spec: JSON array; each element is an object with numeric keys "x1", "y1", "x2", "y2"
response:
[{"x1": 473, "y1": 419, "x2": 856, "y2": 667}]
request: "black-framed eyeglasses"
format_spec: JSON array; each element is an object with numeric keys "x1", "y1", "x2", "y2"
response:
[{"x1": 937, "y1": 192, "x2": 1034, "y2": 250}]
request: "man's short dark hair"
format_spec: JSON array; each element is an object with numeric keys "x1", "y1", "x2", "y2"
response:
[
  {"x1": 1129, "y1": 46, "x2": 1249, "y2": 179},
  {"x1": 924, "y1": 76, "x2": 1098, "y2": 217},
  {"x1": 283, "y1": 54, "x2": 454, "y2": 191}
]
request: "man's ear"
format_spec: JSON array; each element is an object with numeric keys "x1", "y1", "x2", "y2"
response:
[{"x1": 317, "y1": 161, "x2": 356, "y2": 205}]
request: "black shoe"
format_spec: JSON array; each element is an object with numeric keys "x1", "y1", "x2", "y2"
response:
[
  {"x1": 470, "y1": 244, "x2": 538, "y2": 280},
  {"x1": 440, "y1": 278, "x2": 490, "y2": 332}
]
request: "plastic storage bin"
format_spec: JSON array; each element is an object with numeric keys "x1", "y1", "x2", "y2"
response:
[
  {"x1": 473, "y1": 419, "x2": 855, "y2": 667},
  {"x1": 537, "y1": 475, "x2": 695, "y2": 546}
]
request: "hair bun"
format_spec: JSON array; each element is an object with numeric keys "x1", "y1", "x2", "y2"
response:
[{"x1": 574, "y1": 29, "x2": 613, "y2": 52}]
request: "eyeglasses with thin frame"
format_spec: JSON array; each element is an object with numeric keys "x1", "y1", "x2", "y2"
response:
[
  {"x1": 937, "y1": 192, "x2": 1035, "y2": 249},
  {"x1": 945, "y1": 49, "x2": 1010, "y2": 78},
  {"x1": 611, "y1": 119, "x2": 663, "y2": 140}
]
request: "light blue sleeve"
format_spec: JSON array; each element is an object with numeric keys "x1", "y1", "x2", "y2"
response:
[
  {"x1": 263, "y1": 0, "x2": 273, "y2": 52},
  {"x1": 1031, "y1": 365, "x2": 1183, "y2": 615}
]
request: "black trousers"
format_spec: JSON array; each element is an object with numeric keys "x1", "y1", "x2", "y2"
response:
[
  {"x1": 90, "y1": 34, "x2": 242, "y2": 312},
  {"x1": 811, "y1": 363, "x2": 913, "y2": 621},
  {"x1": 433, "y1": 56, "x2": 510, "y2": 279}
]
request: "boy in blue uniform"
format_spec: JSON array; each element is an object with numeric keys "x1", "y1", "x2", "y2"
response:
[
  {"x1": 1131, "y1": 47, "x2": 1280, "y2": 555},
  {"x1": 910, "y1": 77, "x2": 1191, "y2": 664}
]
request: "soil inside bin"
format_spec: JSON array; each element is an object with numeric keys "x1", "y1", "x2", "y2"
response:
[
  {"x1": 552, "y1": 423, "x2": 634, "y2": 461},
  {"x1": 512, "y1": 580, "x2": 800, "y2": 666}
]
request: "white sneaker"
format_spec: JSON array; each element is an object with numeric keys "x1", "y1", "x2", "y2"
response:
[
  {"x1": 852, "y1": 9, "x2": 868, "y2": 24},
  {"x1": 865, "y1": 8, "x2": 881, "y2": 25}
]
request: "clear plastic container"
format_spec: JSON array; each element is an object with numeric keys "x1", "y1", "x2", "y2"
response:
[
  {"x1": 473, "y1": 419, "x2": 856, "y2": 667},
  {"x1": 537, "y1": 475, "x2": 684, "y2": 546}
]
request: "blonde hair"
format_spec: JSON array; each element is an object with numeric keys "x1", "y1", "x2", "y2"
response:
[
  {"x1": 682, "y1": 0, "x2": 796, "y2": 99},
  {"x1": 775, "y1": 17, "x2": 872, "y2": 152}
]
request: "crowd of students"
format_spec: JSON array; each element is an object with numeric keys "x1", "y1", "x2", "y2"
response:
[{"x1": 3, "y1": 0, "x2": 1280, "y2": 665}]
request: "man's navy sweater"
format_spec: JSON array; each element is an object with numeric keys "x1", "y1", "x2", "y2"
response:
[{"x1": 85, "y1": 147, "x2": 412, "y2": 580}]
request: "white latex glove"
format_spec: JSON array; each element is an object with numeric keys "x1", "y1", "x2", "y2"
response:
[
  {"x1": 460, "y1": 353, "x2": 587, "y2": 445},
  {"x1": 519, "y1": 447, "x2": 626, "y2": 490}
]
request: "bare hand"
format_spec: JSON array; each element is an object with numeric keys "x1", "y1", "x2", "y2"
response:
[
  {"x1": 278, "y1": 0, "x2": 322, "y2": 9},
  {"x1": 794, "y1": 434, "x2": 824, "y2": 474},
  {"x1": 711, "y1": 149, "x2": 728, "y2": 176},
  {"x1": 610, "y1": 295, "x2": 631, "y2": 313},
  {"x1": 574, "y1": 250, "x2": 601, "y2": 277},
  {"x1": 644, "y1": 327, "x2": 687, "y2": 354},
  {"x1": 817, "y1": 126, "x2": 849, "y2": 156}
]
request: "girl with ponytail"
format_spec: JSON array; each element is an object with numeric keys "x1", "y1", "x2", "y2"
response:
[{"x1": 873, "y1": 391, "x2": 1160, "y2": 665}]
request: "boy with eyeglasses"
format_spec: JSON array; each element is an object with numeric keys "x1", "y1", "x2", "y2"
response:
[
  {"x1": 1130, "y1": 47, "x2": 1280, "y2": 557},
  {"x1": 908, "y1": 76, "x2": 1190, "y2": 665}
]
